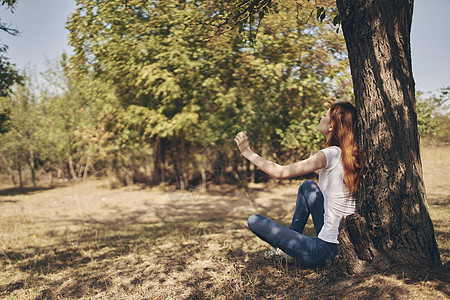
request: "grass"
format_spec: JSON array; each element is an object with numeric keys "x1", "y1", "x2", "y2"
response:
[{"x1": 0, "y1": 146, "x2": 449, "y2": 299}]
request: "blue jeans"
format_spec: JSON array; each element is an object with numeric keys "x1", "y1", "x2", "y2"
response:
[{"x1": 247, "y1": 180, "x2": 338, "y2": 268}]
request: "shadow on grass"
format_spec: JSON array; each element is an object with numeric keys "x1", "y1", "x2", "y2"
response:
[
  {"x1": 0, "y1": 186, "x2": 270, "y2": 297},
  {"x1": 429, "y1": 200, "x2": 450, "y2": 266},
  {"x1": 1, "y1": 184, "x2": 449, "y2": 299},
  {"x1": 216, "y1": 250, "x2": 450, "y2": 300},
  {"x1": 0, "y1": 185, "x2": 65, "y2": 196},
  {"x1": 1, "y1": 206, "x2": 248, "y2": 297}
]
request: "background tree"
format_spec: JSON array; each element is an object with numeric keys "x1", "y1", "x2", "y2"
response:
[
  {"x1": 0, "y1": 0, "x2": 21, "y2": 147},
  {"x1": 416, "y1": 86, "x2": 449, "y2": 145},
  {"x1": 39, "y1": 55, "x2": 103, "y2": 182},
  {"x1": 66, "y1": 0, "x2": 351, "y2": 187},
  {"x1": 0, "y1": 0, "x2": 22, "y2": 102},
  {"x1": 0, "y1": 56, "x2": 104, "y2": 186},
  {"x1": 0, "y1": 74, "x2": 42, "y2": 187}
]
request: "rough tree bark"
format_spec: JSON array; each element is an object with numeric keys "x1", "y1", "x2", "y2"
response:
[{"x1": 335, "y1": 0, "x2": 441, "y2": 271}]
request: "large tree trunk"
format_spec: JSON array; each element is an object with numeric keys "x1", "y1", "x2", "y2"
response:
[{"x1": 336, "y1": 0, "x2": 441, "y2": 270}]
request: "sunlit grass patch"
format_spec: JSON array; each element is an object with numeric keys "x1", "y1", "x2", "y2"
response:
[{"x1": 0, "y1": 145, "x2": 448, "y2": 299}]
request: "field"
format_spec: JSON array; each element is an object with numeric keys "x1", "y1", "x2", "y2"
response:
[{"x1": 0, "y1": 146, "x2": 449, "y2": 299}]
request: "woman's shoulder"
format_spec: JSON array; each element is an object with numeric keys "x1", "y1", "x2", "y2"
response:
[
  {"x1": 320, "y1": 146, "x2": 342, "y2": 169},
  {"x1": 320, "y1": 146, "x2": 341, "y2": 155}
]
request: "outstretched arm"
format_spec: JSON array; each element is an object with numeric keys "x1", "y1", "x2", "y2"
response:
[
  {"x1": 234, "y1": 132, "x2": 326, "y2": 180},
  {"x1": 310, "y1": 150, "x2": 321, "y2": 175}
]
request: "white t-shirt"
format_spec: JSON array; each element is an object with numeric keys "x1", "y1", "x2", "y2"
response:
[{"x1": 317, "y1": 146, "x2": 356, "y2": 244}]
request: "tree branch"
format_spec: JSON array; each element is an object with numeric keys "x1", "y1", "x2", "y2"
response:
[{"x1": 0, "y1": 21, "x2": 19, "y2": 36}]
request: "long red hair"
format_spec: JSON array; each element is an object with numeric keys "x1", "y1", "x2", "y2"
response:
[{"x1": 325, "y1": 102, "x2": 360, "y2": 194}]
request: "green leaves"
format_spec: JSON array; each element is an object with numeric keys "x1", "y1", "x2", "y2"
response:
[
  {"x1": 2, "y1": 0, "x2": 349, "y2": 185},
  {"x1": 1, "y1": 0, "x2": 16, "y2": 9},
  {"x1": 332, "y1": 14, "x2": 342, "y2": 26},
  {"x1": 416, "y1": 87, "x2": 450, "y2": 144},
  {"x1": 316, "y1": 5, "x2": 341, "y2": 31},
  {"x1": 0, "y1": 50, "x2": 22, "y2": 97},
  {"x1": 316, "y1": 7, "x2": 325, "y2": 22}
]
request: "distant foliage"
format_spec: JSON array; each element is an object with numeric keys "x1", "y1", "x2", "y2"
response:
[
  {"x1": 416, "y1": 86, "x2": 450, "y2": 145},
  {"x1": 0, "y1": 0, "x2": 353, "y2": 187},
  {"x1": 0, "y1": 46, "x2": 22, "y2": 98},
  {"x1": 1, "y1": 0, "x2": 17, "y2": 8},
  {"x1": 0, "y1": 0, "x2": 22, "y2": 134}
]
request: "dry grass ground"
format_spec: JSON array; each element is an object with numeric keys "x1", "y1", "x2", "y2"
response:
[{"x1": 0, "y1": 146, "x2": 449, "y2": 299}]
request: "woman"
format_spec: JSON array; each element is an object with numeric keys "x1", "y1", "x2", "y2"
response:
[{"x1": 234, "y1": 102, "x2": 360, "y2": 268}]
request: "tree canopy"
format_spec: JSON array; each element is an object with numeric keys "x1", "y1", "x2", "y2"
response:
[{"x1": 0, "y1": 0, "x2": 354, "y2": 188}]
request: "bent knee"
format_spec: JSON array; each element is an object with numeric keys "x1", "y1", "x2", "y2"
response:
[{"x1": 299, "y1": 180, "x2": 317, "y2": 192}]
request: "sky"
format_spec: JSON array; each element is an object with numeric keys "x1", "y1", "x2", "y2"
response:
[{"x1": 0, "y1": 0, "x2": 449, "y2": 94}]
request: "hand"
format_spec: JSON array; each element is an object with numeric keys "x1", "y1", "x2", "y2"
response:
[
  {"x1": 234, "y1": 131, "x2": 251, "y2": 154},
  {"x1": 309, "y1": 150, "x2": 316, "y2": 158}
]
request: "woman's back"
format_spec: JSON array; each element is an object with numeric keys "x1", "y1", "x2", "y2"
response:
[{"x1": 318, "y1": 146, "x2": 356, "y2": 244}]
